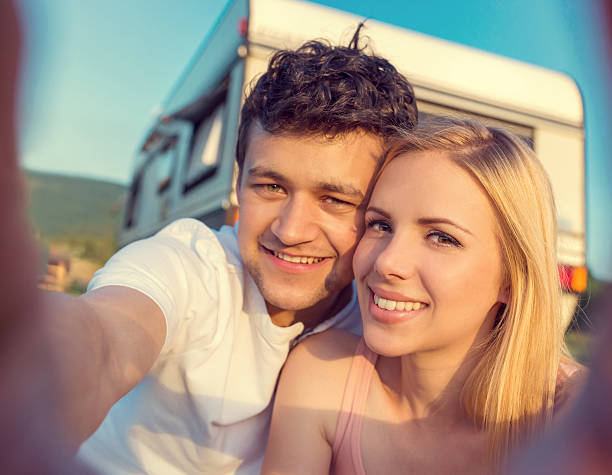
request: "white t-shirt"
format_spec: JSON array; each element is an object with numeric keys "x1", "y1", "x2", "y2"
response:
[{"x1": 77, "y1": 218, "x2": 362, "y2": 474}]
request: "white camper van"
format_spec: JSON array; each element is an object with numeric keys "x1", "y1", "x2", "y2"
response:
[{"x1": 120, "y1": 0, "x2": 587, "y2": 321}]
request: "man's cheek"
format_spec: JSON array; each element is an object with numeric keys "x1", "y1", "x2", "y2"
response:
[{"x1": 325, "y1": 215, "x2": 362, "y2": 250}]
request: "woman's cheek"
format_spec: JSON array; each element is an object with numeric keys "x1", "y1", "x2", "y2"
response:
[{"x1": 353, "y1": 236, "x2": 376, "y2": 276}]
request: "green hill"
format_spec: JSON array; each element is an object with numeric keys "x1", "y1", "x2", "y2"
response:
[{"x1": 24, "y1": 170, "x2": 127, "y2": 263}]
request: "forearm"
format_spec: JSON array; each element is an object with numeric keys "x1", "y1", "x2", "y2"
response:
[
  {"x1": 40, "y1": 286, "x2": 166, "y2": 447},
  {"x1": 42, "y1": 292, "x2": 119, "y2": 446}
]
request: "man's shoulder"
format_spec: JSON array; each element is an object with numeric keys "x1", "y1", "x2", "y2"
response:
[
  {"x1": 88, "y1": 219, "x2": 244, "y2": 331},
  {"x1": 145, "y1": 218, "x2": 242, "y2": 268},
  {"x1": 93, "y1": 219, "x2": 224, "y2": 278},
  {"x1": 155, "y1": 218, "x2": 222, "y2": 248}
]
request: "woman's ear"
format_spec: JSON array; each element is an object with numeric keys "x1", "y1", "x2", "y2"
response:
[{"x1": 498, "y1": 284, "x2": 509, "y2": 304}]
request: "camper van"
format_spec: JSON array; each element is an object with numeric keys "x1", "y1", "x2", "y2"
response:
[{"x1": 119, "y1": 0, "x2": 587, "y2": 322}]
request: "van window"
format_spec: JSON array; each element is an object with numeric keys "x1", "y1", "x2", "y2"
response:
[
  {"x1": 156, "y1": 136, "x2": 178, "y2": 193},
  {"x1": 124, "y1": 173, "x2": 142, "y2": 229},
  {"x1": 184, "y1": 101, "x2": 226, "y2": 191}
]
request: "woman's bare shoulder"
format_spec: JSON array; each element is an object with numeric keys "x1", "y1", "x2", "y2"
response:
[
  {"x1": 264, "y1": 331, "x2": 362, "y2": 473},
  {"x1": 293, "y1": 329, "x2": 361, "y2": 361},
  {"x1": 282, "y1": 330, "x2": 361, "y2": 394},
  {"x1": 278, "y1": 330, "x2": 362, "y2": 439}
]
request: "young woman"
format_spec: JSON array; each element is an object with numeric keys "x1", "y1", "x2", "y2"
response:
[{"x1": 261, "y1": 118, "x2": 582, "y2": 474}]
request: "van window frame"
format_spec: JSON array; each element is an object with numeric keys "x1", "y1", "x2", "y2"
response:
[{"x1": 179, "y1": 83, "x2": 229, "y2": 194}]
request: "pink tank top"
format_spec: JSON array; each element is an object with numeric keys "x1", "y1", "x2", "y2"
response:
[{"x1": 331, "y1": 338, "x2": 378, "y2": 475}]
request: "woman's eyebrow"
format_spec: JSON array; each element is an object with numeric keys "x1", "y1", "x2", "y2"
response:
[
  {"x1": 418, "y1": 217, "x2": 473, "y2": 236},
  {"x1": 366, "y1": 206, "x2": 392, "y2": 219}
]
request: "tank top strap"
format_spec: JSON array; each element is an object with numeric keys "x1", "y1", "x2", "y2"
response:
[{"x1": 331, "y1": 338, "x2": 378, "y2": 475}]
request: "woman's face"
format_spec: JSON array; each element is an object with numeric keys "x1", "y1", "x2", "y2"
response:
[{"x1": 353, "y1": 151, "x2": 507, "y2": 358}]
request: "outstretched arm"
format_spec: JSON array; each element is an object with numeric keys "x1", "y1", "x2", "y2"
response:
[
  {"x1": 0, "y1": 0, "x2": 166, "y2": 452},
  {"x1": 262, "y1": 330, "x2": 358, "y2": 475},
  {"x1": 0, "y1": 2, "x2": 97, "y2": 471},
  {"x1": 43, "y1": 286, "x2": 166, "y2": 445}
]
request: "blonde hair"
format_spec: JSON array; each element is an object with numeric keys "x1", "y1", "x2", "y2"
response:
[{"x1": 382, "y1": 118, "x2": 565, "y2": 468}]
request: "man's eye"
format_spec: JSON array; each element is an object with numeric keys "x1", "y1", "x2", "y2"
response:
[
  {"x1": 251, "y1": 183, "x2": 286, "y2": 198},
  {"x1": 427, "y1": 231, "x2": 462, "y2": 248},
  {"x1": 253, "y1": 183, "x2": 284, "y2": 194},
  {"x1": 322, "y1": 196, "x2": 352, "y2": 207},
  {"x1": 366, "y1": 219, "x2": 392, "y2": 233},
  {"x1": 265, "y1": 184, "x2": 283, "y2": 193}
]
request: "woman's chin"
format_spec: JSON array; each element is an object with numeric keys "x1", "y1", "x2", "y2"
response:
[{"x1": 363, "y1": 330, "x2": 414, "y2": 358}]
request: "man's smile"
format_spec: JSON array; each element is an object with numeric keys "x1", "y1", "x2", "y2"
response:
[
  {"x1": 271, "y1": 251, "x2": 325, "y2": 264},
  {"x1": 260, "y1": 244, "x2": 330, "y2": 267}
]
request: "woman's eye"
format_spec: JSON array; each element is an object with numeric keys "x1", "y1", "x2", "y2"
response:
[
  {"x1": 367, "y1": 219, "x2": 392, "y2": 233},
  {"x1": 427, "y1": 231, "x2": 461, "y2": 247}
]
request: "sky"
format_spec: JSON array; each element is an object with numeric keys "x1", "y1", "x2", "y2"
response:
[{"x1": 16, "y1": 0, "x2": 612, "y2": 281}]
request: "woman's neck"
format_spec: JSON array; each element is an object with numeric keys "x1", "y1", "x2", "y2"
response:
[
  {"x1": 395, "y1": 346, "x2": 479, "y2": 426},
  {"x1": 391, "y1": 311, "x2": 497, "y2": 427}
]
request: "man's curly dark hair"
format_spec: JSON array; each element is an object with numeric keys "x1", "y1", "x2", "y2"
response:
[{"x1": 236, "y1": 24, "x2": 418, "y2": 169}]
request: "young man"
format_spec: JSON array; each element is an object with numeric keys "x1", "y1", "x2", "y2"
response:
[{"x1": 47, "y1": 31, "x2": 418, "y2": 474}]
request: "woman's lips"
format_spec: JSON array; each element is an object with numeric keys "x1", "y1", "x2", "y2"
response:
[{"x1": 367, "y1": 288, "x2": 427, "y2": 324}]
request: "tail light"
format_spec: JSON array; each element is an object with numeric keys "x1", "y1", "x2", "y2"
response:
[
  {"x1": 558, "y1": 264, "x2": 587, "y2": 293},
  {"x1": 237, "y1": 17, "x2": 248, "y2": 37}
]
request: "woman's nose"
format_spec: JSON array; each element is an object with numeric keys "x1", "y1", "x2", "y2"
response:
[{"x1": 373, "y1": 235, "x2": 416, "y2": 281}]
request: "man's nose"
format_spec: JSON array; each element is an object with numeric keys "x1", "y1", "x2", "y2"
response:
[{"x1": 270, "y1": 196, "x2": 319, "y2": 246}]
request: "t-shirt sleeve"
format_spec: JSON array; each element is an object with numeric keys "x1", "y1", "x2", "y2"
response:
[{"x1": 87, "y1": 219, "x2": 228, "y2": 355}]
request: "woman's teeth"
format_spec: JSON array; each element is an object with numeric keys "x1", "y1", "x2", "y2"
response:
[
  {"x1": 373, "y1": 293, "x2": 424, "y2": 312},
  {"x1": 273, "y1": 251, "x2": 323, "y2": 264}
]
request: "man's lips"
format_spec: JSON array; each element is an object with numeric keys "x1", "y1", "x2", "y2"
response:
[{"x1": 260, "y1": 245, "x2": 330, "y2": 272}]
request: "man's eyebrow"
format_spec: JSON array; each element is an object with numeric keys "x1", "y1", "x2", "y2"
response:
[
  {"x1": 246, "y1": 166, "x2": 286, "y2": 183},
  {"x1": 315, "y1": 182, "x2": 365, "y2": 200},
  {"x1": 418, "y1": 217, "x2": 473, "y2": 236},
  {"x1": 246, "y1": 167, "x2": 365, "y2": 200}
]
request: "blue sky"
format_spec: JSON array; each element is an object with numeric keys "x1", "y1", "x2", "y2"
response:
[{"x1": 17, "y1": 0, "x2": 612, "y2": 281}]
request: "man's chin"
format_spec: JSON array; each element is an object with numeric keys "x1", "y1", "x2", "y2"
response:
[
  {"x1": 261, "y1": 290, "x2": 326, "y2": 314},
  {"x1": 246, "y1": 263, "x2": 350, "y2": 315}
]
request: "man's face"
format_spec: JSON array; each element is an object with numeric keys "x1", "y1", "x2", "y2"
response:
[{"x1": 237, "y1": 125, "x2": 382, "y2": 318}]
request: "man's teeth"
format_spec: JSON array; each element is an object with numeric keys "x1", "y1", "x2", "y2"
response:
[
  {"x1": 373, "y1": 293, "x2": 424, "y2": 312},
  {"x1": 273, "y1": 251, "x2": 323, "y2": 264}
]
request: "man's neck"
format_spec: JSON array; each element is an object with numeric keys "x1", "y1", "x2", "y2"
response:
[{"x1": 267, "y1": 284, "x2": 353, "y2": 330}]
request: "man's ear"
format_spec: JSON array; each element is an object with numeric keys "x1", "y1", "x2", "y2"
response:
[{"x1": 236, "y1": 169, "x2": 243, "y2": 205}]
